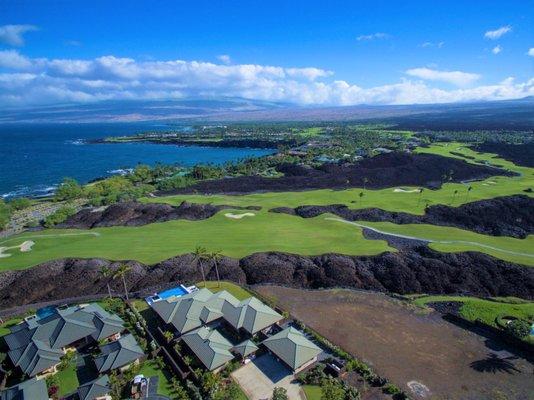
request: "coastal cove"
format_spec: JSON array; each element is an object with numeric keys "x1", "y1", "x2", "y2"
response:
[{"x1": 0, "y1": 123, "x2": 274, "y2": 199}]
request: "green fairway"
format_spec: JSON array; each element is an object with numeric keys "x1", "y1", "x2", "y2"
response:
[
  {"x1": 144, "y1": 143, "x2": 533, "y2": 216},
  {"x1": 331, "y1": 219, "x2": 534, "y2": 266},
  {"x1": 0, "y1": 212, "x2": 392, "y2": 270},
  {"x1": 1, "y1": 142, "x2": 533, "y2": 270},
  {"x1": 413, "y1": 295, "x2": 534, "y2": 329}
]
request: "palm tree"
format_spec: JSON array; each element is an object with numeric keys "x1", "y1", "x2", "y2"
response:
[
  {"x1": 451, "y1": 189, "x2": 459, "y2": 204},
  {"x1": 363, "y1": 177, "x2": 369, "y2": 191},
  {"x1": 465, "y1": 186, "x2": 473, "y2": 202},
  {"x1": 359, "y1": 191, "x2": 364, "y2": 206},
  {"x1": 209, "y1": 251, "x2": 223, "y2": 288},
  {"x1": 192, "y1": 246, "x2": 208, "y2": 286},
  {"x1": 99, "y1": 266, "x2": 113, "y2": 298},
  {"x1": 113, "y1": 264, "x2": 132, "y2": 301},
  {"x1": 417, "y1": 188, "x2": 424, "y2": 207}
]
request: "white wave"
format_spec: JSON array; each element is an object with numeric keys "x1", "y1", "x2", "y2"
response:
[
  {"x1": 107, "y1": 168, "x2": 133, "y2": 175},
  {"x1": 65, "y1": 139, "x2": 86, "y2": 145}
]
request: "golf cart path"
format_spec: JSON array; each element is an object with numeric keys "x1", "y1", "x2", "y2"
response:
[{"x1": 327, "y1": 217, "x2": 534, "y2": 259}]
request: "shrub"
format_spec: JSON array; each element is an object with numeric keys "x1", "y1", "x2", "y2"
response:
[
  {"x1": 8, "y1": 197, "x2": 31, "y2": 210},
  {"x1": 272, "y1": 387, "x2": 288, "y2": 400},
  {"x1": 54, "y1": 178, "x2": 83, "y2": 201},
  {"x1": 505, "y1": 319, "x2": 531, "y2": 339},
  {"x1": 43, "y1": 205, "x2": 76, "y2": 227},
  {"x1": 382, "y1": 383, "x2": 402, "y2": 395}
]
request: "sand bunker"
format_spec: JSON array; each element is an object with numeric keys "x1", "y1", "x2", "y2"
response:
[
  {"x1": 224, "y1": 212, "x2": 256, "y2": 219},
  {"x1": 0, "y1": 240, "x2": 35, "y2": 258},
  {"x1": 393, "y1": 188, "x2": 420, "y2": 193}
]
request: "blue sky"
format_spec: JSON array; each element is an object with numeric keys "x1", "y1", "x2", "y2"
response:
[{"x1": 0, "y1": 0, "x2": 533, "y2": 107}]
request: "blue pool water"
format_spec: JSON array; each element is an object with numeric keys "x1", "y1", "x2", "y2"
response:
[
  {"x1": 36, "y1": 306, "x2": 57, "y2": 319},
  {"x1": 158, "y1": 286, "x2": 189, "y2": 299}
]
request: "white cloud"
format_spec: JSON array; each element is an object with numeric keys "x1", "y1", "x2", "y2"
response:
[
  {"x1": 0, "y1": 24, "x2": 38, "y2": 46},
  {"x1": 492, "y1": 45, "x2": 502, "y2": 54},
  {"x1": 484, "y1": 26, "x2": 511, "y2": 40},
  {"x1": 405, "y1": 67, "x2": 481, "y2": 86},
  {"x1": 357, "y1": 32, "x2": 390, "y2": 41},
  {"x1": 217, "y1": 54, "x2": 231, "y2": 64},
  {"x1": 0, "y1": 50, "x2": 32, "y2": 69},
  {"x1": 528, "y1": 48, "x2": 534, "y2": 57},
  {"x1": 420, "y1": 41, "x2": 444, "y2": 48},
  {"x1": 0, "y1": 51, "x2": 532, "y2": 107}
]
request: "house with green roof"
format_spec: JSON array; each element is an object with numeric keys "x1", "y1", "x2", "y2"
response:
[
  {"x1": 94, "y1": 334, "x2": 145, "y2": 373},
  {"x1": 231, "y1": 339, "x2": 259, "y2": 359},
  {"x1": 151, "y1": 288, "x2": 282, "y2": 337},
  {"x1": 181, "y1": 326, "x2": 235, "y2": 372},
  {"x1": 77, "y1": 374, "x2": 111, "y2": 400},
  {"x1": 3, "y1": 304, "x2": 125, "y2": 377},
  {"x1": 0, "y1": 377, "x2": 49, "y2": 400},
  {"x1": 262, "y1": 327, "x2": 322, "y2": 372}
]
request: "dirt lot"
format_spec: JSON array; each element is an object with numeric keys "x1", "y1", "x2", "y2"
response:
[{"x1": 255, "y1": 286, "x2": 534, "y2": 400}]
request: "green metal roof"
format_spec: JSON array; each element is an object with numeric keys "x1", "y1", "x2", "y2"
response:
[
  {"x1": 0, "y1": 377, "x2": 48, "y2": 400},
  {"x1": 263, "y1": 327, "x2": 321, "y2": 370},
  {"x1": 231, "y1": 339, "x2": 259, "y2": 358},
  {"x1": 181, "y1": 326, "x2": 235, "y2": 371},
  {"x1": 77, "y1": 375, "x2": 110, "y2": 400},
  {"x1": 94, "y1": 334, "x2": 144, "y2": 373},
  {"x1": 151, "y1": 288, "x2": 282, "y2": 336}
]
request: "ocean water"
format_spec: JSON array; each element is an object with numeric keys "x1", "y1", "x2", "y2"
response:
[{"x1": 0, "y1": 122, "x2": 273, "y2": 199}]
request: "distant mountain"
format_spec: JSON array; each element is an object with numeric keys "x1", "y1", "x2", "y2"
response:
[{"x1": 1, "y1": 97, "x2": 533, "y2": 130}]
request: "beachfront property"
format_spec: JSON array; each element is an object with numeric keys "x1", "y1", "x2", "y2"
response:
[
  {"x1": 3, "y1": 303, "x2": 125, "y2": 377},
  {"x1": 148, "y1": 286, "x2": 322, "y2": 374},
  {"x1": 0, "y1": 377, "x2": 48, "y2": 400}
]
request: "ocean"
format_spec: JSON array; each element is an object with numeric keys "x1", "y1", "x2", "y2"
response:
[{"x1": 0, "y1": 122, "x2": 273, "y2": 199}]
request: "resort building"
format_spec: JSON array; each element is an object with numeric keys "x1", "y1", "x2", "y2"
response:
[
  {"x1": 3, "y1": 304, "x2": 124, "y2": 377},
  {"x1": 77, "y1": 375, "x2": 111, "y2": 400},
  {"x1": 0, "y1": 377, "x2": 49, "y2": 400},
  {"x1": 263, "y1": 327, "x2": 322, "y2": 373},
  {"x1": 94, "y1": 334, "x2": 145, "y2": 373}
]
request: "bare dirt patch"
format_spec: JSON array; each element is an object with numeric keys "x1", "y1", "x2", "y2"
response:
[{"x1": 255, "y1": 286, "x2": 534, "y2": 400}]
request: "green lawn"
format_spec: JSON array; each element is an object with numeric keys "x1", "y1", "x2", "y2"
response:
[
  {"x1": 197, "y1": 281, "x2": 252, "y2": 300},
  {"x1": 0, "y1": 316, "x2": 22, "y2": 336},
  {"x1": 55, "y1": 358, "x2": 79, "y2": 397},
  {"x1": 413, "y1": 295, "x2": 534, "y2": 328},
  {"x1": 138, "y1": 359, "x2": 174, "y2": 397},
  {"x1": 303, "y1": 385, "x2": 322, "y2": 400},
  {"x1": 0, "y1": 212, "x2": 392, "y2": 270}
]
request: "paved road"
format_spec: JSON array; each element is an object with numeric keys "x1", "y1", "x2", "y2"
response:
[{"x1": 327, "y1": 217, "x2": 534, "y2": 259}]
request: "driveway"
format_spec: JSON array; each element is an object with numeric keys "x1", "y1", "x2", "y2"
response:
[{"x1": 232, "y1": 354, "x2": 305, "y2": 400}]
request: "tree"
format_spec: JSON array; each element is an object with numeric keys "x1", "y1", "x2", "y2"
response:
[
  {"x1": 451, "y1": 189, "x2": 459, "y2": 204},
  {"x1": 505, "y1": 319, "x2": 531, "y2": 339},
  {"x1": 193, "y1": 246, "x2": 208, "y2": 285},
  {"x1": 113, "y1": 264, "x2": 132, "y2": 301},
  {"x1": 362, "y1": 177, "x2": 369, "y2": 191},
  {"x1": 417, "y1": 188, "x2": 424, "y2": 207},
  {"x1": 358, "y1": 191, "x2": 364, "y2": 206},
  {"x1": 54, "y1": 178, "x2": 83, "y2": 201},
  {"x1": 321, "y1": 378, "x2": 345, "y2": 400},
  {"x1": 209, "y1": 251, "x2": 223, "y2": 288},
  {"x1": 272, "y1": 387, "x2": 288, "y2": 400},
  {"x1": 100, "y1": 266, "x2": 114, "y2": 298},
  {"x1": 465, "y1": 186, "x2": 473, "y2": 202}
]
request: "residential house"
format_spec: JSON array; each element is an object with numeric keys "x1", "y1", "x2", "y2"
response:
[
  {"x1": 0, "y1": 377, "x2": 49, "y2": 400},
  {"x1": 181, "y1": 326, "x2": 234, "y2": 372},
  {"x1": 3, "y1": 304, "x2": 124, "y2": 377},
  {"x1": 94, "y1": 334, "x2": 145, "y2": 373},
  {"x1": 263, "y1": 327, "x2": 322, "y2": 373},
  {"x1": 77, "y1": 375, "x2": 111, "y2": 400}
]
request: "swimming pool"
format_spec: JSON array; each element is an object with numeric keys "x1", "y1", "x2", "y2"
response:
[
  {"x1": 145, "y1": 284, "x2": 192, "y2": 306},
  {"x1": 159, "y1": 285, "x2": 189, "y2": 299},
  {"x1": 36, "y1": 306, "x2": 57, "y2": 319}
]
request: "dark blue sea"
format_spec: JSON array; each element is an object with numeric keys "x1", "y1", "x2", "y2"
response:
[{"x1": 0, "y1": 123, "x2": 273, "y2": 199}]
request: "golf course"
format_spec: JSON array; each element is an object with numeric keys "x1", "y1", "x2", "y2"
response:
[{"x1": 1, "y1": 143, "x2": 533, "y2": 270}]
